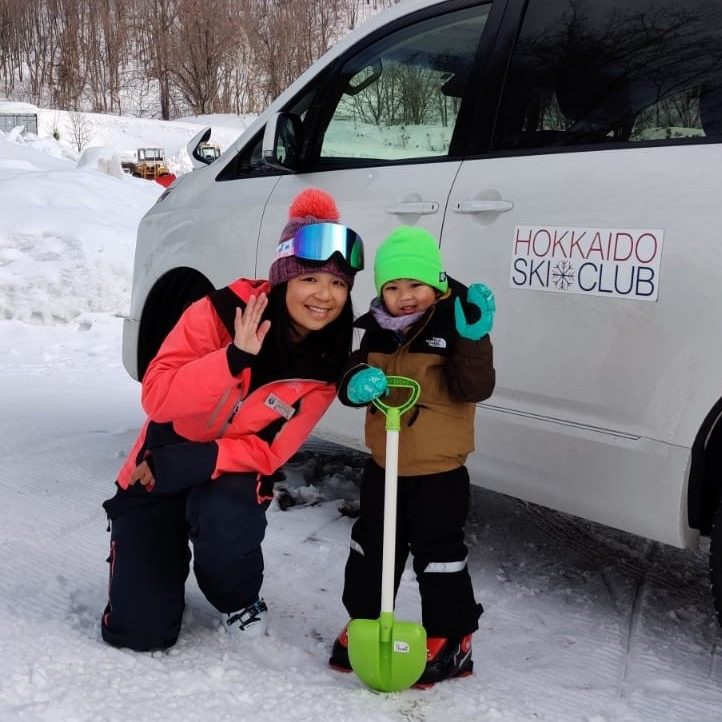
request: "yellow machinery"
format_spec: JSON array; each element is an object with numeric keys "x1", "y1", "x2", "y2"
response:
[{"x1": 122, "y1": 148, "x2": 170, "y2": 179}]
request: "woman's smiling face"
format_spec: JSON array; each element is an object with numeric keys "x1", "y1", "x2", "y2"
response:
[{"x1": 285, "y1": 271, "x2": 349, "y2": 339}]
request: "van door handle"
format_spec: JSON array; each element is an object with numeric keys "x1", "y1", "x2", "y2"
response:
[
  {"x1": 454, "y1": 199, "x2": 513, "y2": 213},
  {"x1": 386, "y1": 202, "x2": 439, "y2": 215}
]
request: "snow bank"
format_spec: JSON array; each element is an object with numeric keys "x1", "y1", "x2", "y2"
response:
[
  {"x1": 0, "y1": 132, "x2": 162, "y2": 324},
  {"x1": 77, "y1": 146, "x2": 124, "y2": 177}
]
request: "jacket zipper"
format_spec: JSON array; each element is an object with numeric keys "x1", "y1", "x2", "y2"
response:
[
  {"x1": 218, "y1": 397, "x2": 244, "y2": 437},
  {"x1": 215, "y1": 377, "x2": 328, "y2": 437},
  {"x1": 206, "y1": 383, "x2": 235, "y2": 431}
]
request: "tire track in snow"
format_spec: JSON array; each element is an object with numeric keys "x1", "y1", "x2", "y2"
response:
[
  {"x1": 0, "y1": 427, "x2": 126, "y2": 657},
  {"x1": 465, "y1": 492, "x2": 632, "y2": 717},
  {"x1": 617, "y1": 541, "x2": 654, "y2": 698},
  {"x1": 494, "y1": 493, "x2": 722, "y2": 721}
]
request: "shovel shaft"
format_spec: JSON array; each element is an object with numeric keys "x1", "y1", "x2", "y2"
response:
[{"x1": 381, "y1": 428, "x2": 399, "y2": 615}]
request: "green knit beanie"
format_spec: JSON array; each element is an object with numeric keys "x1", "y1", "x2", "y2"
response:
[{"x1": 374, "y1": 226, "x2": 448, "y2": 296}]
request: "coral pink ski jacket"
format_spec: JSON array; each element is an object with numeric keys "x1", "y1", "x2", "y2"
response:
[{"x1": 117, "y1": 278, "x2": 337, "y2": 493}]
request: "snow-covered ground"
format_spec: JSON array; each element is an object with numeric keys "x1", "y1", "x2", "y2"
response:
[{"x1": 1, "y1": 114, "x2": 722, "y2": 722}]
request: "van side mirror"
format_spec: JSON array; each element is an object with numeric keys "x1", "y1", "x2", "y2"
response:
[
  {"x1": 187, "y1": 126, "x2": 214, "y2": 169},
  {"x1": 262, "y1": 112, "x2": 303, "y2": 171}
]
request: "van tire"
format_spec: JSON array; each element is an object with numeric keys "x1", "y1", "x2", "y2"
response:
[
  {"x1": 137, "y1": 270, "x2": 213, "y2": 379},
  {"x1": 710, "y1": 500, "x2": 722, "y2": 627}
]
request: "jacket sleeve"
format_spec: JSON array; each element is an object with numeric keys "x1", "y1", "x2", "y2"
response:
[
  {"x1": 141, "y1": 297, "x2": 254, "y2": 422},
  {"x1": 445, "y1": 334, "x2": 496, "y2": 402}
]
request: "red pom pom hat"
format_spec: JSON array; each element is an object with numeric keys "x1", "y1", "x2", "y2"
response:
[{"x1": 269, "y1": 188, "x2": 359, "y2": 288}]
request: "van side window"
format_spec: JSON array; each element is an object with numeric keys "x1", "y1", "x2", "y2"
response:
[
  {"x1": 315, "y1": 4, "x2": 492, "y2": 165},
  {"x1": 493, "y1": 0, "x2": 722, "y2": 152},
  {"x1": 216, "y1": 130, "x2": 265, "y2": 180},
  {"x1": 217, "y1": 84, "x2": 321, "y2": 180}
]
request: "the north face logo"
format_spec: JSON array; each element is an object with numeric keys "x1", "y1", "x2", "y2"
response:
[{"x1": 426, "y1": 337, "x2": 447, "y2": 349}]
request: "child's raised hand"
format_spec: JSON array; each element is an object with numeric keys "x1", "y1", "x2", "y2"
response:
[
  {"x1": 233, "y1": 293, "x2": 271, "y2": 355},
  {"x1": 455, "y1": 283, "x2": 495, "y2": 340}
]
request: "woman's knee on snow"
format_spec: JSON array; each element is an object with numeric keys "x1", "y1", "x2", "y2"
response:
[{"x1": 186, "y1": 474, "x2": 268, "y2": 558}]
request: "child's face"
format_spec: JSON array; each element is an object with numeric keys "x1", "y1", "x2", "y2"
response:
[{"x1": 381, "y1": 279, "x2": 438, "y2": 317}]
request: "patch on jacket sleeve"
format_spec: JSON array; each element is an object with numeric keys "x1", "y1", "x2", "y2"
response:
[
  {"x1": 425, "y1": 336, "x2": 447, "y2": 349},
  {"x1": 265, "y1": 393, "x2": 296, "y2": 420}
]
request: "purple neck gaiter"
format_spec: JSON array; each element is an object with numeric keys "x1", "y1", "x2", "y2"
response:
[{"x1": 369, "y1": 297, "x2": 426, "y2": 332}]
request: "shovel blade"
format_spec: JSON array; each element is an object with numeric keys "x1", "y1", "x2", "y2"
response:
[{"x1": 347, "y1": 612, "x2": 427, "y2": 692}]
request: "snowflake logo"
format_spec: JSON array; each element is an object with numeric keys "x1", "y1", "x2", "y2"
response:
[{"x1": 551, "y1": 260, "x2": 575, "y2": 291}]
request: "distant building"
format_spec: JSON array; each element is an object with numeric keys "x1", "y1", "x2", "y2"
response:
[{"x1": 0, "y1": 101, "x2": 39, "y2": 135}]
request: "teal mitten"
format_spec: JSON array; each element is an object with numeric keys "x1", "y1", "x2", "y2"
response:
[
  {"x1": 454, "y1": 283, "x2": 496, "y2": 340},
  {"x1": 347, "y1": 367, "x2": 388, "y2": 405}
]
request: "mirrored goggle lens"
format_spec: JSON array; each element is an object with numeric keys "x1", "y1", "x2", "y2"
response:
[{"x1": 291, "y1": 222, "x2": 364, "y2": 270}]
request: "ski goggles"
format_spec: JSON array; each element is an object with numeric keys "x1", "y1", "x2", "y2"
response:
[{"x1": 274, "y1": 222, "x2": 365, "y2": 271}]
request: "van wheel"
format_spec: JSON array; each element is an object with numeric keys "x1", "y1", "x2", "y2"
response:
[
  {"x1": 710, "y1": 499, "x2": 722, "y2": 626},
  {"x1": 138, "y1": 269, "x2": 213, "y2": 379}
]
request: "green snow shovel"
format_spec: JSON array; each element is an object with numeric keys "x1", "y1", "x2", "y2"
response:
[{"x1": 347, "y1": 376, "x2": 427, "y2": 692}]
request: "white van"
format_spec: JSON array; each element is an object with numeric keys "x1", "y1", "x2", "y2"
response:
[{"x1": 123, "y1": 0, "x2": 722, "y2": 623}]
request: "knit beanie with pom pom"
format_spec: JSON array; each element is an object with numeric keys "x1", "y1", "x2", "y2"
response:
[{"x1": 268, "y1": 188, "x2": 357, "y2": 288}]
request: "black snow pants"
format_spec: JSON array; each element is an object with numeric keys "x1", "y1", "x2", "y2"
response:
[
  {"x1": 342, "y1": 459, "x2": 482, "y2": 639},
  {"x1": 101, "y1": 473, "x2": 270, "y2": 651}
]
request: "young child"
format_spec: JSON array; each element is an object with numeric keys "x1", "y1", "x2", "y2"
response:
[
  {"x1": 101, "y1": 188, "x2": 365, "y2": 651},
  {"x1": 329, "y1": 225, "x2": 495, "y2": 686}
]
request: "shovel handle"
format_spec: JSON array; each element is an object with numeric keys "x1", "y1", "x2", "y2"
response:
[{"x1": 372, "y1": 376, "x2": 420, "y2": 431}]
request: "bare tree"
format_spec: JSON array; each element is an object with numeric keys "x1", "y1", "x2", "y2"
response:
[
  {"x1": 49, "y1": 0, "x2": 89, "y2": 109},
  {"x1": 239, "y1": 0, "x2": 344, "y2": 108},
  {"x1": 85, "y1": 0, "x2": 131, "y2": 113},
  {"x1": 171, "y1": 0, "x2": 242, "y2": 114},
  {"x1": 16, "y1": 1, "x2": 58, "y2": 104},
  {"x1": 132, "y1": 0, "x2": 178, "y2": 119},
  {"x1": 0, "y1": 0, "x2": 397, "y2": 117},
  {"x1": 66, "y1": 109, "x2": 93, "y2": 151},
  {"x1": 0, "y1": 0, "x2": 22, "y2": 97}
]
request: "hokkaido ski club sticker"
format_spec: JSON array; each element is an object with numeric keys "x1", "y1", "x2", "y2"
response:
[{"x1": 509, "y1": 225, "x2": 664, "y2": 301}]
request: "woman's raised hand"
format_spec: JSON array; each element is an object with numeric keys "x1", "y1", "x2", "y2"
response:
[{"x1": 233, "y1": 293, "x2": 271, "y2": 355}]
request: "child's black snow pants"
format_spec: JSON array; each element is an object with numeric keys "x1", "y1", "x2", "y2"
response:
[
  {"x1": 342, "y1": 460, "x2": 482, "y2": 639},
  {"x1": 101, "y1": 473, "x2": 270, "y2": 651}
]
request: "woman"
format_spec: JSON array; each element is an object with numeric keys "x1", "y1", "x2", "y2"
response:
[{"x1": 101, "y1": 189, "x2": 364, "y2": 651}]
